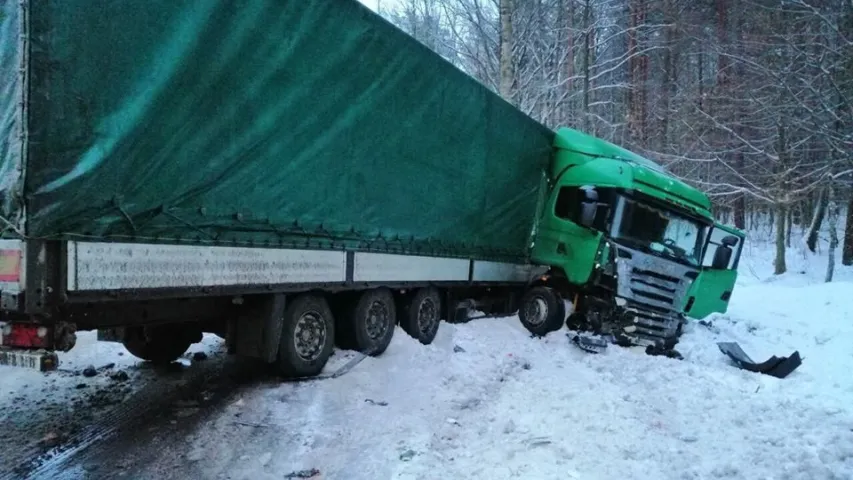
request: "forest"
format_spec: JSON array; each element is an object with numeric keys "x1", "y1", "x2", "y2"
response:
[{"x1": 376, "y1": 0, "x2": 853, "y2": 280}]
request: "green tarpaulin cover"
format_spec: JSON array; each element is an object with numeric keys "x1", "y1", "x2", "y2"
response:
[{"x1": 0, "y1": 0, "x2": 554, "y2": 262}]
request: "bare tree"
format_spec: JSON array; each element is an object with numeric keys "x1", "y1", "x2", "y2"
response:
[{"x1": 380, "y1": 0, "x2": 853, "y2": 278}]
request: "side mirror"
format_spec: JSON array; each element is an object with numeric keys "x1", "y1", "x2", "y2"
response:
[
  {"x1": 578, "y1": 186, "x2": 599, "y2": 228},
  {"x1": 712, "y1": 245, "x2": 732, "y2": 269},
  {"x1": 579, "y1": 202, "x2": 597, "y2": 227},
  {"x1": 721, "y1": 235, "x2": 739, "y2": 247}
]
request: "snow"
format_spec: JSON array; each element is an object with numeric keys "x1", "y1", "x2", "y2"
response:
[
  {"x1": 3, "y1": 225, "x2": 853, "y2": 479},
  {"x1": 0, "y1": 332, "x2": 223, "y2": 409},
  {"x1": 0, "y1": 332, "x2": 224, "y2": 473}
]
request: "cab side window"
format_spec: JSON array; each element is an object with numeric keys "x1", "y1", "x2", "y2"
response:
[{"x1": 554, "y1": 187, "x2": 581, "y2": 222}]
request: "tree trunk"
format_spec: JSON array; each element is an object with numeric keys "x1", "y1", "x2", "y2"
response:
[
  {"x1": 769, "y1": 208, "x2": 775, "y2": 235},
  {"x1": 660, "y1": 0, "x2": 675, "y2": 151},
  {"x1": 627, "y1": 0, "x2": 648, "y2": 144},
  {"x1": 826, "y1": 182, "x2": 838, "y2": 282},
  {"x1": 774, "y1": 203, "x2": 787, "y2": 275},
  {"x1": 786, "y1": 208, "x2": 793, "y2": 248},
  {"x1": 733, "y1": 191, "x2": 746, "y2": 230},
  {"x1": 581, "y1": 0, "x2": 592, "y2": 132},
  {"x1": 806, "y1": 186, "x2": 827, "y2": 253},
  {"x1": 498, "y1": 0, "x2": 514, "y2": 101},
  {"x1": 843, "y1": 193, "x2": 853, "y2": 265},
  {"x1": 715, "y1": 0, "x2": 729, "y2": 85}
]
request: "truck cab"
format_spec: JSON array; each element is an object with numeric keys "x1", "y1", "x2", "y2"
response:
[{"x1": 525, "y1": 128, "x2": 744, "y2": 349}]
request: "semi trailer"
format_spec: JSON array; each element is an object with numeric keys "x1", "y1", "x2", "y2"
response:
[{"x1": 0, "y1": 0, "x2": 744, "y2": 376}]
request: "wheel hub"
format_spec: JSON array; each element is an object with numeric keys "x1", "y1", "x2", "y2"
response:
[
  {"x1": 416, "y1": 298, "x2": 437, "y2": 335},
  {"x1": 524, "y1": 297, "x2": 548, "y2": 326},
  {"x1": 293, "y1": 311, "x2": 326, "y2": 361},
  {"x1": 366, "y1": 301, "x2": 389, "y2": 340}
]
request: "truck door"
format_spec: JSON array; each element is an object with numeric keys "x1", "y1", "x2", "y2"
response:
[{"x1": 682, "y1": 223, "x2": 745, "y2": 319}]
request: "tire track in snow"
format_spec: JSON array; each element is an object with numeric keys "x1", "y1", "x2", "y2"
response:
[{"x1": 4, "y1": 351, "x2": 250, "y2": 480}]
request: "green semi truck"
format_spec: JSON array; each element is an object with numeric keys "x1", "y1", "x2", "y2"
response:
[
  {"x1": 0, "y1": 1, "x2": 743, "y2": 376},
  {"x1": 521, "y1": 127, "x2": 744, "y2": 349}
]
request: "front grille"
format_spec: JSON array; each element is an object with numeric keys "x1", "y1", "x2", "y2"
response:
[
  {"x1": 614, "y1": 252, "x2": 696, "y2": 343},
  {"x1": 626, "y1": 267, "x2": 681, "y2": 314}
]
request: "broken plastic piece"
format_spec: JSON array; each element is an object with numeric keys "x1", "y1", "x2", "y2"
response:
[
  {"x1": 570, "y1": 333, "x2": 608, "y2": 354},
  {"x1": 645, "y1": 344, "x2": 684, "y2": 360},
  {"x1": 717, "y1": 341, "x2": 802, "y2": 379}
]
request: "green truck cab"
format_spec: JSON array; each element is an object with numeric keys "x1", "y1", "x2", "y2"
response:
[{"x1": 520, "y1": 128, "x2": 745, "y2": 349}]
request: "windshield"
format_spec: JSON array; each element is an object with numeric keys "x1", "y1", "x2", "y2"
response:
[{"x1": 609, "y1": 195, "x2": 706, "y2": 265}]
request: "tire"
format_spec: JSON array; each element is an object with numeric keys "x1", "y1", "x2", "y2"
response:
[
  {"x1": 401, "y1": 287, "x2": 442, "y2": 345},
  {"x1": 276, "y1": 293, "x2": 336, "y2": 378},
  {"x1": 518, "y1": 286, "x2": 564, "y2": 336},
  {"x1": 350, "y1": 288, "x2": 397, "y2": 356},
  {"x1": 122, "y1": 325, "x2": 196, "y2": 364}
]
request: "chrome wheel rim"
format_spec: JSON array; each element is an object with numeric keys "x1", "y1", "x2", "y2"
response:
[
  {"x1": 524, "y1": 297, "x2": 548, "y2": 326},
  {"x1": 417, "y1": 297, "x2": 438, "y2": 336},
  {"x1": 365, "y1": 301, "x2": 390, "y2": 340},
  {"x1": 293, "y1": 311, "x2": 326, "y2": 361}
]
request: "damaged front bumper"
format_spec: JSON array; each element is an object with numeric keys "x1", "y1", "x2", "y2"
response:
[{"x1": 609, "y1": 247, "x2": 695, "y2": 348}]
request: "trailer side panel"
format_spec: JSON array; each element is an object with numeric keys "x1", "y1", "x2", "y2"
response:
[{"x1": 64, "y1": 241, "x2": 544, "y2": 295}]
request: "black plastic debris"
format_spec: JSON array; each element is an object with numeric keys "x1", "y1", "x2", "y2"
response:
[
  {"x1": 569, "y1": 333, "x2": 608, "y2": 354},
  {"x1": 285, "y1": 468, "x2": 320, "y2": 479},
  {"x1": 645, "y1": 344, "x2": 684, "y2": 360},
  {"x1": 717, "y1": 341, "x2": 802, "y2": 379}
]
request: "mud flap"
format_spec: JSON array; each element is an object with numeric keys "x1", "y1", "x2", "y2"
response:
[
  {"x1": 717, "y1": 341, "x2": 802, "y2": 379},
  {"x1": 569, "y1": 333, "x2": 608, "y2": 354},
  {"x1": 229, "y1": 293, "x2": 287, "y2": 363}
]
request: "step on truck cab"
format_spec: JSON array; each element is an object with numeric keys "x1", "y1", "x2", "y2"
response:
[{"x1": 517, "y1": 127, "x2": 745, "y2": 349}]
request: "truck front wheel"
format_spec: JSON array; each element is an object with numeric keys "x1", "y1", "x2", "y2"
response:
[
  {"x1": 276, "y1": 293, "x2": 336, "y2": 378},
  {"x1": 122, "y1": 324, "x2": 199, "y2": 364},
  {"x1": 518, "y1": 286, "x2": 564, "y2": 336},
  {"x1": 350, "y1": 288, "x2": 397, "y2": 356}
]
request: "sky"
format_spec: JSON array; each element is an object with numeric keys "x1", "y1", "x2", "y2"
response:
[{"x1": 359, "y1": 0, "x2": 380, "y2": 12}]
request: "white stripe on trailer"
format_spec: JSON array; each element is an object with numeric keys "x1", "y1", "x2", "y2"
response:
[
  {"x1": 471, "y1": 260, "x2": 541, "y2": 283},
  {"x1": 67, "y1": 242, "x2": 347, "y2": 291},
  {"x1": 352, "y1": 252, "x2": 468, "y2": 283}
]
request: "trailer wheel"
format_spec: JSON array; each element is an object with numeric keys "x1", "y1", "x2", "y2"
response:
[
  {"x1": 276, "y1": 293, "x2": 335, "y2": 378},
  {"x1": 351, "y1": 288, "x2": 396, "y2": 356},
  {"x1": 518, "y1": 286, "x2": 564, "y2": 336},
  {"x1": 122, "y1": 325, "x2": 196, "y2": 365},
  {"x1": 401, "y1": 287, "x2": 442, "y2": 345}
]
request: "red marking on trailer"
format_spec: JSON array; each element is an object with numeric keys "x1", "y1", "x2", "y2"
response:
[{"x1": 0, "y1": 248, "x2": 21, "y2": 282}]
